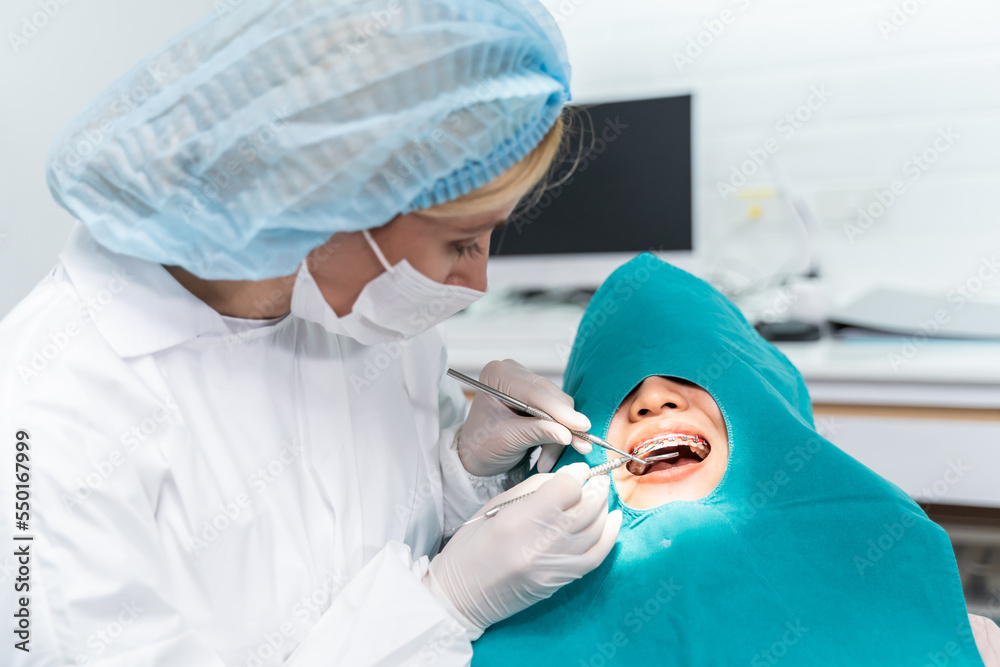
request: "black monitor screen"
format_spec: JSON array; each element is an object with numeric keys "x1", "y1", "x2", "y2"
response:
[{"x1": 490, "y1": 94, "x2": 692, "y2": 256}]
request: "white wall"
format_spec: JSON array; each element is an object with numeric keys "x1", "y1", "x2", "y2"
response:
[{"x1": 2, "y1": 0, "x2": 999, "y2": 318}]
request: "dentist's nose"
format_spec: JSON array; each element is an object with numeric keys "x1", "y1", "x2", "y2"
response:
[{"x1": 628, "y1": 377, "x2": 689, "y2": 421}]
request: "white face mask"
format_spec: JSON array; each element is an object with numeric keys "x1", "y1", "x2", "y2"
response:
[{"x1": 290, "y1": 229, "x2": 486, "y2": 345}]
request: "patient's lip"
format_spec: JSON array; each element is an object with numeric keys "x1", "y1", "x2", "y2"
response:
[
  {"x1": 627, "y1": 422, "x2": 709, "y2": 455},
  {"x1": 631, "y1": 456, "x2": 705, "y2": 483}
]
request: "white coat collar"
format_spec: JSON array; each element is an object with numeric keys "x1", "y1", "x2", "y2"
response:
[{"x1": 59, "y1": 222, "x2": 234, "y2": 357}]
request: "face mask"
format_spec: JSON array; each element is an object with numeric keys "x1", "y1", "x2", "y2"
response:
[{"x1": 290, "y1": 229, "x2": 485, "y2": 345}]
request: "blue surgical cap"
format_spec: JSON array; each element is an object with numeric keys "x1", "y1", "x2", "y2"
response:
[
  {"x1": 473, "y1": 254, "x2": 982, "y2": 666},
  {"x1": 46, "y1": 0, "x2": 571, "y2": 279}
]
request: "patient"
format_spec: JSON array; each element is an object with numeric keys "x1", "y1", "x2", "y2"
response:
[{"x1": 472, "y1": 253, "x2": 1000, "y2": 666}]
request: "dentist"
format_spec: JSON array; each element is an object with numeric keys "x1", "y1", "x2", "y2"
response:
[{"x1": 0, "y1": 1, "x2": 620, "y2": 665}]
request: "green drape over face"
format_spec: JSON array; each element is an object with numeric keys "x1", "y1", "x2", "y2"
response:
[{"x1": 473, "y1": 254, "x2": 981, "y2": 666}]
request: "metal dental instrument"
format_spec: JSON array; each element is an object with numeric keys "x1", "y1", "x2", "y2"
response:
[
  {"x1": 441, "y1": 458, "x2": 634, "y2": 539},
  {"x1": 446, "y1": 368, "x2": 648, "y2": 467},
  {"x1": 626, "y1": 435, "x2": 707, "y2": 475}
]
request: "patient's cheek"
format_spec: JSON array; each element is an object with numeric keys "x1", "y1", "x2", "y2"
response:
[
  {"x1": 606, "y1": 410, "x2": 628, "y2": 445},
  {"x1": 692, "y1": 390, "x2": 726, "y2": 437}
]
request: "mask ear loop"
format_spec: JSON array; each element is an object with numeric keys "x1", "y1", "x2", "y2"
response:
[{"x1": 361, "y1": 228, "x2": 394, "y2": 272}]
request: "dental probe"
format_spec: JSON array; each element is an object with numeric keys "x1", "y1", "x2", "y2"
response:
[
  {"x1": 440, "y1": 456, "x2": 676, "y2": 539},
  {"x1": 447, "y1": 368, "x2": 647, "y2": 467},
  {"x1": 472, "y1": 458, "x2": 630, "y2": 523}
]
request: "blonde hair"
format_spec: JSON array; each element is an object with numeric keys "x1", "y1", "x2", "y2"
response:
[{"x1": 416, "y1": 109, "x2": 576, "y2": 219}]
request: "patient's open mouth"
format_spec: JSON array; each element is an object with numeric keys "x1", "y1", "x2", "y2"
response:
[{"x1": 626, "y1": 433, "x2": 711, "y2": 476}]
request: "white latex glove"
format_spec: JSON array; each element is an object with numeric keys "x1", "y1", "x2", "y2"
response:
[
  {"x1": 424, "y1": 462, "x2": 623, "y2": 640},
  {"x1": 458, "y1": 359, "x2": 594, "y2": 476}
]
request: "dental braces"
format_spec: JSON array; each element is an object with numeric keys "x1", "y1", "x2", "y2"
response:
[{"x1": 626, "y1": 434, "x2": 709, "y2": 476}]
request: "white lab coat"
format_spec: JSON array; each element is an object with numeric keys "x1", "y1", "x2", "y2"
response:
[{"x1": 0, "y1": 223, "x2": 516, "y2": 666}]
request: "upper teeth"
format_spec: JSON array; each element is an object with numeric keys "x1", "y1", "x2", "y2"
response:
[{"x1": 634, "y1": 434, "x2": 709, "y2": 459}]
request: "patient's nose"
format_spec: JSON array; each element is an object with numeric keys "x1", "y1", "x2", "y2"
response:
[{"x1": 629, "y1": 377, "x2": 689, "y2": 420}]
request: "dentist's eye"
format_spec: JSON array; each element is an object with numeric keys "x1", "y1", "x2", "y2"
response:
[{"x1": 454, "y1": 241, "x2": 483, "y2": 258}]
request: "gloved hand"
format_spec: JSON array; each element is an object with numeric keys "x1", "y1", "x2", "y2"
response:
[
  {"x1": 458, "y1": 359, "x2": 594, "y2": 476},
  {"x1": 424, "y1": 463, "x2": 623, "y2": 640}
]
